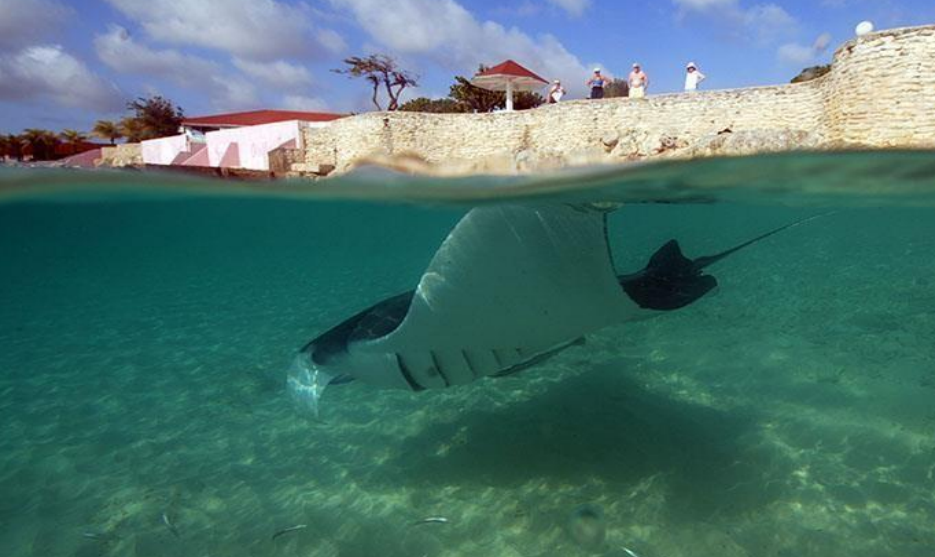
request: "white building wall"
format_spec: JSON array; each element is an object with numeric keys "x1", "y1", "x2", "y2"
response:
[
  {"x1": 141, "y1": 134, "x2": 190, "y2": 165},
  {"x1": 206, "y1": 120, "x2": 326, "y2": 170}
]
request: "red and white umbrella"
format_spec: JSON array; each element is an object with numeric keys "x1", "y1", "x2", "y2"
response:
[{"x1": 470, "y1": 60, "x2": 548, "y2": 111}]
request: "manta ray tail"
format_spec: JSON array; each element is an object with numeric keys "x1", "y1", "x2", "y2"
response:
[
  {"x1": 620, "y1": 213, "x2": 830, "y2": 311},
  {"x1": 692, "y1": 212, "x2": 833, "y2": 270}
]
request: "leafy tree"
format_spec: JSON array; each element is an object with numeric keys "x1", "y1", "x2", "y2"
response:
[
  {"x1": 119, "y1": 117, "x2": 147, "y2": 143},
  {"x1": 92, "y1": 120, "x2": 123, "y2": 145},
  {"x1": 20, "y1": 129, "x2": 60, "y2": 160},
  {"x1": 126, "y1": 95, "x2": 184, "y2": 140},
  {"x1": 448, "y1": 74, "x2": 502, "y2": 113},
  {"x1": 604, "y1": 78, "x2": 630, "y2": 98},
  {"x1": 333, "y1": 54, "x2": 418, "y2": 111},
  {"x1": 59, "y1": 129, "x2": 88, "y2": 154},
  {"x1": 513, "y1": 91, "x2": 545, "y2": 110},
  {"x1": 398, "y1": 97, "x2": 468, "y2": 114},
  {"x1": 0, "y1": 134, "x2": 23, "y2": 160},
  {"x1": 449, "y1": 67, "x2": 544, "y2": 112}
]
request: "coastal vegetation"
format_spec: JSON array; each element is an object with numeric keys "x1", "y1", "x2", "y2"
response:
[
  {"x1": 59, "y1": 129, "x2": 88, "y2": 154},
  {"x1": 333, "y1": 54, "x2": 418, "y2": 111},
  {"x1": 0, "y1": 134, "x2": 25, "y2": 160},
  {"x1": 125, "y1": 96, "x2": 184, "y2": 140},
  {"x1": 791, "y1": 64, "x2": 832, "y2": 83},
  {"x1": 603, "y1": 78, "x2": 630, "y2": 98},
  {"x1": 92, "y1": 120, "x2": 124, "y2": 145},
  {"x1": 400, "y1": 65, "x2": 545, "y2": 113},
  {"x1": 18, "y1": 129, "x2": 60, "y2": 161},
  {"x1": 1, "y1": 95, "x2": 184, "y2": 162}
]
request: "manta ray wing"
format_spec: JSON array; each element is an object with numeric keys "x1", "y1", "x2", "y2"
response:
[{"x1": 356, "y1": 203, "x2": 642, "y2": 388}]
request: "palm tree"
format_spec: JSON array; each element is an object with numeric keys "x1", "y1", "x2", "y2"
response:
[
  {"x1": 118, "y1": 117, "x2": 146, "y2": 143},
  {"x1": 20, "y1": 129, "x2": 60, "y2": 161},
  {"x1": 59, "y1": 129, "x2": 88, "y2": 155},
  {"x1": 92, "y1": 120, "x2": 123, "y2": 145},
  {"x1": 1, "y1": 134, "x2": 24, "y2": 160},
  {"x1": 0, "y1": 134, "x2": 11, "y2": 160}
]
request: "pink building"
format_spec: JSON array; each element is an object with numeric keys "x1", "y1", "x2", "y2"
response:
[{"x1": 142, "y1": 109, "x2": 344, "y2": 171}]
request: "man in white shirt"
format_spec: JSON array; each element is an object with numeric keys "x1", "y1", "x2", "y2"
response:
[{"x1": 684, "y1": 62, "x2": 706, "y2": 92}]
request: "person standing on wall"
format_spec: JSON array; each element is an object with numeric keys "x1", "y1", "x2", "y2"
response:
[
  {"x1": 586, "y1": 68, "x2": 607, "y2": 99},
  {"x1": 548, "y1": 80, "x2": 566, "y2": 103},
  {"x1": 684, "y1": 62, "x2": 706, "y2": 92},
  {"x1": 628, "y1": 63, "x2": 649, "y2": 98}
]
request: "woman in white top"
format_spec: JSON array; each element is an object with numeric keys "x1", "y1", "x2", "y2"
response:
[
  {"x1": 684, "y1": 62, "x2": 706, "y2": 92},
  {"x1": 548, "y1": 80, "x2": 566, "y2": 103}
]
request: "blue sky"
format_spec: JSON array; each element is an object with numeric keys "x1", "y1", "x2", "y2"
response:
[{"x1": 1, "y1": 0, "x2": 933, "y2": 133}]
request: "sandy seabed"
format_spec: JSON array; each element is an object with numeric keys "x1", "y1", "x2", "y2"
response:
[{"x1": 1, "y1": 201, "x2": 933, "y2": 557}]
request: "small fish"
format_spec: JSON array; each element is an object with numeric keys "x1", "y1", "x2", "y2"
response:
[
  {"x1": 412, "y1": 516, "x2": 449, "y2": 526},
  {"x1": 271, "y1": 524, "x2": 307, "y2": 540},
  {"x1": 162, "y1": 512, "x2": 181, "y2": 539},
  {"x1": 622, "y1": 546, "x2": 642, "y2": 557},
  {"x1": 81, "y1": 531, "x2": 109, "y2": 541}
]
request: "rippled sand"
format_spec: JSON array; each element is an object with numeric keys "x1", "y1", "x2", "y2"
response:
[{"x1": 1, "y1": 198, "x2": 933, "y2": 557}]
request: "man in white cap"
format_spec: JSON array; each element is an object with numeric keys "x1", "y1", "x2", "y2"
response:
[
  {"x1": 628, "y1": 63, "x2": 649, "y2": 98},
  {"x1": 586, "y1": 68, "x2": 607, "y2": 99},
  {"x1": 684, "y1": 62, "x2": 706, "y2": 92}
]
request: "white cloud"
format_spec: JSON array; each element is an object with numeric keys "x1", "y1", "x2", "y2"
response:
[
  {"x1": 0, "y1": 45, "x2": 123, "y2": 111},
  {"x1": 673, "y1": 0, "x2": 734, "y2": 9},
  {"x1": 672, "y1": 0, "x2": 797, "y2": 45},
  {"x1": 546, "y1": 0, "x2": 590, "y2": 17},
  {"x1": 742, "y1": 4, "x2": 796, "y2": 43},
  {"x1": 330, "y1": 0, "x2": 591, "y2": 96},
  {"x1": 281, "y1": 94, "x2": 330, "y2": 111},
  {"x1": 317, "y1": 29, "x2": 348, "y2": 53},
  {"x1": 210, "y1": 74, "x2": 261, "y2": 110},
  {"x1": 232, "y1": 59, "x2": 313, "y2": 91},
  {"x1": 777, "y1": 32, "x2": 834, "y2": 65},
  {"x1": 104, "y1": 0, "x2": 342, "y2": 61},
  {"x1": 0, "y1": 0, "x2": 71, "y2": 50},
  {"x1": 94, "y1": 26, "x2": 258, "y2": 110},
  {"x1": 95, "y1": 26, "x2": 216, "y2": 87}
]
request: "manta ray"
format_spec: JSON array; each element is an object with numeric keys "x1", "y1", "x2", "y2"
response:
[{"x1": 288, "y1": 203, "x2": 813, "y2": 416}]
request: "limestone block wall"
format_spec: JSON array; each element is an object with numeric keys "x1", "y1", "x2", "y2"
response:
[
  {"x1": 822, "y1": 26, "x2": 935, "y2": 146},
  {"x1": 97, "y1": 143, "x2": 142, "y2": 167},
  {"x1": 305, "y1": 82, "x2": 824, "y2": 173},
  {"x1": 302, "y1": 24, "x2": 935, "y2": 175}
]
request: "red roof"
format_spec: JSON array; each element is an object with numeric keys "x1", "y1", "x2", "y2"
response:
[
  {"x1": 476, "y1": 60, "x2": 548, "y2": 84},
  {"x1": 53, "y1": 141, "x2": 107, "y2": 157},
  {"x1": 60, "y1": 148, "x2": 103, "y2": 168},
  {"x1": 182, "y1": 109, "x2": 344, "y2": 128}
]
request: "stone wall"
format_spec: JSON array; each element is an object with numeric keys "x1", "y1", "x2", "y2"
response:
[
  {"x1": 268, "y1": 145, "x2": 305, "y2": 175},
  {"x1": 302, "y1": 24, "x2": 935, "y2": 176},
  {"x1": 822, "y1": 26, "x2": 935, "y2": 146},
  {"x1": 97, "y1": 143, "x2": 142, "y2": 167}
]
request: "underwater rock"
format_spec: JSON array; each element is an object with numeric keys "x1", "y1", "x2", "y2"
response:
[{"x1": 567, "y1": 503, "x2": 607, "y2": 550}]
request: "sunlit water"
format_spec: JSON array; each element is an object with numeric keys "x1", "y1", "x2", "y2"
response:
[{"x1": 1, "y1": 152, "x2": 934, "y2": 557}]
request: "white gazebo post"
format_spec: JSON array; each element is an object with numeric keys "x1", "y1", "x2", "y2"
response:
[{"x1": 470, "y1": 60, "x2": 547, "y2": 113}]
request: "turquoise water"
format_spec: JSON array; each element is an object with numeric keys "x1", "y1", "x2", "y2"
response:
[{"x1": 1, "y1": 153, "x2": 935, "y2": 557}]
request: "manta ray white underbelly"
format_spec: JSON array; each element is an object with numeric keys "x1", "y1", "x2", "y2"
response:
[{"x1": 288, "y1": 203, "x2": 812, "y2": 416}]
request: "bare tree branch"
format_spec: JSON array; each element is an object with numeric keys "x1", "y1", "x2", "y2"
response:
[{"x1": 333, "y1": 55, "x2": 419, "y2": 111}]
